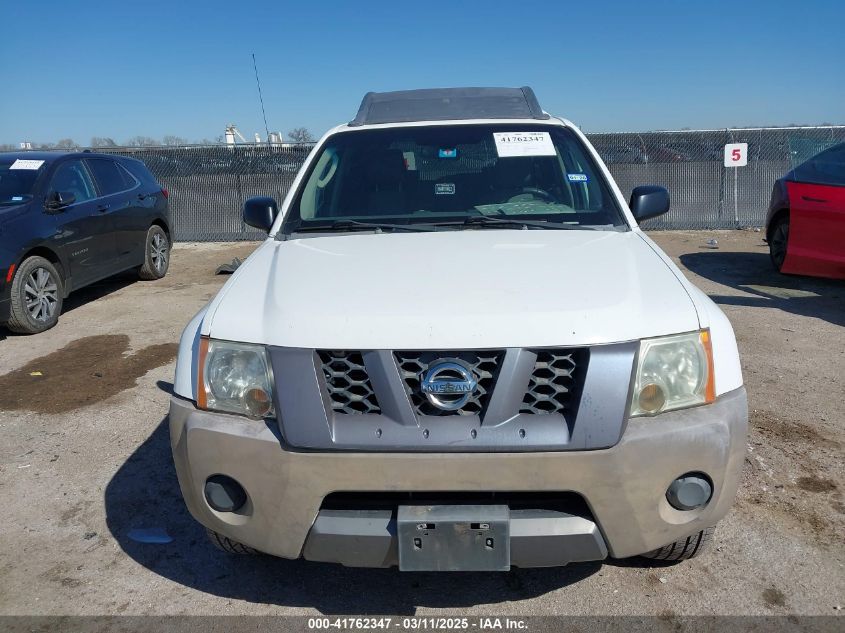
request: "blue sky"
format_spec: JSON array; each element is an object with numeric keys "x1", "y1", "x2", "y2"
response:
[{"x1": 1, "y1": 0, "x2": 843, "y2": 145}]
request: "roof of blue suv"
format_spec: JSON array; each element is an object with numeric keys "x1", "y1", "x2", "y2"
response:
[
  {"x1": 0, "y1": 151, "x2": 148, "y2": 167},
  {"x1": 0, "y1": 151, "x2": 132, "y2": 161},
  {"x1": 0, "y1": 151, "x2": 73, "y2": 162}
]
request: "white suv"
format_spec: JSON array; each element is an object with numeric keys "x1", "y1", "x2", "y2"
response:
[{"x1": 170, "y1": 87, "x2": 747, "y2": 571}]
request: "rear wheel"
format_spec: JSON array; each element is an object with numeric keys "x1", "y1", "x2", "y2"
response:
[
  {"x1": 639, "y1": 526, "x2": 715, "y2": 563},
  {"x1": 138, "y1": 225, "x2": 169, "y2": 280},
  {"x1": 769, "y1": 216, "x2": 789, "y2": 272},
  {"x1": 6, "y1": 256, "x2": 64, "y2": 334},
  {"x1": 205, "y1": 528, "x2": 260, "y2": 555}
]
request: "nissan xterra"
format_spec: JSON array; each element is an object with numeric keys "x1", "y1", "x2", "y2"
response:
[{"x1": 170, "y1": 87, "x2": 747, "y2": 571}]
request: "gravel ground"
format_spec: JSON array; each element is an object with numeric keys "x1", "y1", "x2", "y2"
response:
[{"x1": 0, "y1": 231, "x2": 842, "y2": 617}]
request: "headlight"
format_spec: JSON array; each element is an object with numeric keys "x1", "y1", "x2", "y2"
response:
[
  {"x1": 630, "y1": 330, "x2": 715, "y2": 416},
  {"x1": 197, "y1": 338, "x2": 274, "y2": 418}
]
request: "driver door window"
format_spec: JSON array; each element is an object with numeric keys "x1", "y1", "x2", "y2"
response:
[{"x1": 49, "y1": 160, "x2": 97, "y2": 203}]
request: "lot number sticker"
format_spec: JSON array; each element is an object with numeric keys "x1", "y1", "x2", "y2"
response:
[
  {"x1": 724, "y1": 143, "x2": 748, "y2": 167},
  {"x1": 494, "y1": 132, "x2": 556, "y2": 157},
  {"x1": 9, "y1": 159, "x2": 45, "y2": 170}
]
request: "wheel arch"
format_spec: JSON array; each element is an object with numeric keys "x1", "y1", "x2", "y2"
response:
[
  {"x1": 766, "y1": 208, "x2": 789, "y2": 242},
  {"x1": 16, "y1": 246, "x2": 69, "y2": 295},
  {"x1": 151, "y1": 217, "x2": 171, "y2": 241}
]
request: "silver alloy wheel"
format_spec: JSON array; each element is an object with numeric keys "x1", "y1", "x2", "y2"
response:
[
  {"x1": 24, "y1": 267, "x2": 59, "y2": 322},
  {"x1": 151, "y1": 232, "x2": 168, "y2": 274}
]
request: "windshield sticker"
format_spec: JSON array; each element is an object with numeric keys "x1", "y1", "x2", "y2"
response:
[
  {"x1": 493, "y1": 132, "x2": 556, "y2": 158},
  {"x1": 435, "y1": 183, "x2": 455, "y2": 195},
  {"x1": 567, "y1": 173, "x2": 589, "y2": 182},
  {"x1": 11, "y1": 196, "x2": 24, "y2": 201},
  {"x1": 402, "y1": 151, "x2": 417, "y2": 170},
  {"x1": 9, "y1": 159, "x2": 45, "y2": 170},
  {"x1": 438, "y1": 148, "x2": 458, "y2": 159}
]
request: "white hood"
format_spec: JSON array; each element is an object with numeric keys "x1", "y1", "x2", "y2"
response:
[{"x1": 203, "y1": 229, "x2": 700, "y2": 349}]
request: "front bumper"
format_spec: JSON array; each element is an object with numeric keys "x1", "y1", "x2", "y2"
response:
[{"x1": 169, "y1": 387, "x2": 747, "y2": 565}]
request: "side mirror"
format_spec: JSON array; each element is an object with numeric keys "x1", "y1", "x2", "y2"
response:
[
  {"x1": 629, "y1": 185, "x2": 670, "y2": 222},
  {"x1": 46, "y1": 191, "x2": 76, "y2": 211},
  {"x1": 243, "y1": 196, "x2": 279, "y2": 233}
]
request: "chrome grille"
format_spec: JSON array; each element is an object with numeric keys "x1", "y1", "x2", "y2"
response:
[
  {"x1": 395, "y1": 351, "x2": 503, "y2": 416},
  {"x1": 520, "y1": 349, "x2": 583, "y2": 415},
  {"x1": 317, "y1": 351, "x2": 381, "y2": 414}
]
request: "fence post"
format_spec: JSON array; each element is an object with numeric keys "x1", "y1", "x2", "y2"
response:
[
  {"x1": 717, "y1": 128, "x2": 728, "y2": 222},
  {"x1": 236, "y1": 172, "x2": 245, "y2": 236}
]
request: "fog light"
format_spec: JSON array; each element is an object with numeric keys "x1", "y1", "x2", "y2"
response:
[
  {"x1": 204, "y1": 475, "x2": 247, "y2": 513},
  {"x1": 666, "y1": 474, "x2": 712, "y2": 511}
]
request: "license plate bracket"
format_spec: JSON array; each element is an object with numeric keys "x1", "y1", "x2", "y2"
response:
[{"x1": 397, "y1": 505, "x2": 510, "y2": 571}]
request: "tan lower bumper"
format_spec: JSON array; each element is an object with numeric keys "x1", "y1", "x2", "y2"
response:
[{"x1": 169, "y1": 387, "x2": 747, "y2": 561}]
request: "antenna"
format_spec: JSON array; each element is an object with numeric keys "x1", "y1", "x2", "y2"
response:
[{"x1": 252, "y1": 53, "x2": 270, "y2": 144}]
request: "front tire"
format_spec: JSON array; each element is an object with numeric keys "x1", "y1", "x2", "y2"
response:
[
  {"x1": 639, "y1": 526, "x2": 715, "y2": 563},
  {"x1": 769, "y1": 216, "x2": 789, "y2": 272},
  {"x1": 6, "y1": 256, "x2": 64, "y2": 334},
  {"x1": 138, "y1": 225, "x2": 169, "y2": 280},
  {"x1": 205, "y1": 528, "x2": 260, "y2": 555}
]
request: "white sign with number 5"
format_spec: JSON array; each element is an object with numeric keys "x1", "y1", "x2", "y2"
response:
[{"x1": 724, "y1": 143, "x2": 748, "y2": 167}]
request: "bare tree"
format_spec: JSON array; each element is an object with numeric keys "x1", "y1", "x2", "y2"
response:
[
  {"x1": 90, "y1": 136, "x2": 117, "y2": 148},
  {"x1": 55, "y1": 138, "x2": 80, "y2": 149},
  {"x1": 287, "y1": 127, "x2": 315, "y2": 143},
  {"x1": 162, "y1": 135, "x2": 189, "y2": 146},
  {"x1": 125, "y1": 136, "x2": 160, "y2": 147},
  {"x1": 0, "y1": 143, "x2": 17, "y2": 151}
]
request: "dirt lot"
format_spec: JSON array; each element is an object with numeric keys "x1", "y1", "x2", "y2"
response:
[{"x1": 0, "y1": 231, "x2": 842, "y2": 617}]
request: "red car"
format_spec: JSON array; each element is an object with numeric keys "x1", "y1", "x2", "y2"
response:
[{"x1": 765, "y1": 142, "x2": 845, "y2": 279}]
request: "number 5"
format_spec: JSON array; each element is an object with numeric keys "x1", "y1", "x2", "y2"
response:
[{"x1": 731, "y1": 148, "x2": 741, "y2": 161}]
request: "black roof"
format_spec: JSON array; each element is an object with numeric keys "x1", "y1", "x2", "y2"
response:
[
  {"x1": 349, "y1": 87, "x2": 550, "y2": 126},
  {"x1": 0, "y1": 151, "x2": 72, "y2": 162},
  {"x1": 0, "y1": 150, "x2": 143, "y2": 164}
]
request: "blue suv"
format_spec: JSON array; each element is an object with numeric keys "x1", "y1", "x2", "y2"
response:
[{"x1": 0, "y1": 152, "x2": 170, "y2": 334}]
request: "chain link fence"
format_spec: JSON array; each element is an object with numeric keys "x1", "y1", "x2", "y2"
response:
[
  {"x1": 99, "y1": 144, "x2": 312, "y2": 242},
  {"x1": 589, "y1": 126, "x2": 845, "y2": 230},
  {"x1": 98, "y1": 126, "x2": 845, "y2": 241}
]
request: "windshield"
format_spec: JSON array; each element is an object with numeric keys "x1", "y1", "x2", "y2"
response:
[
  {"x1": 0, "y1": 158, "x2": 45, "y2": 205},
  {"x1": 283, "y1": 124, "x2": 627, "y2": 234}
]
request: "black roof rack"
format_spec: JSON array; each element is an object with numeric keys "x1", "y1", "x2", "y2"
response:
[{"x1": 349, "y1": 86, "x2": 550, "y2": 127}]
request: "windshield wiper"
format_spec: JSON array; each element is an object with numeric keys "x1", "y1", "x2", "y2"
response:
[
  {"x1": 293, "y1": 220, "x2": 434, "y2": 233},
  {"x1": 431, "y1": 216, "x2": 588, "y2": 231}
]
